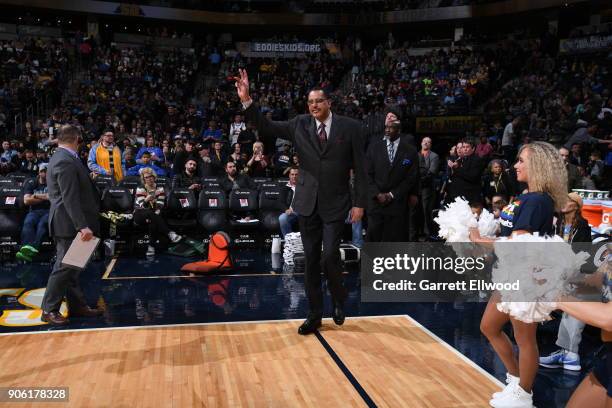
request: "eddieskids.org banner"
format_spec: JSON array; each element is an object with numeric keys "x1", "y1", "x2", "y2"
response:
[{"x1": 360, "y1": 242, "x2": 604, "y2": 303}]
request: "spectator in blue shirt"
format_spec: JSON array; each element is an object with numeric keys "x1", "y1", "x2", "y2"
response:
[
  {"x1": 136, "y1": 137, "x2": 165, "y2": 164},
  {"x1": 126, "y1": 152, "x2": 167, "y2": 177},
  {"x1": 1, "y1": 140, "x2": 18, "y2": 162},
  {"x1": 202, "y1": 120, "x2": 223, "y2": 147},
  {"x1": 208, "y1": 49, "x2": 221, "y2": 73}
]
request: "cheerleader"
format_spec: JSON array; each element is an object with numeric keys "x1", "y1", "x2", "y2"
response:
[{"x1": 469, "y1": 142, "x2": 568, "y2": 408}]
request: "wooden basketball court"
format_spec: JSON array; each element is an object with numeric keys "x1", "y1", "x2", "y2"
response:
[{"x1": 0, "y1": 316, "x2": 501, "y2": 407}]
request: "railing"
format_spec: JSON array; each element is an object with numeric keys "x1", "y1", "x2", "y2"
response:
[
  {"x1": 13, "y1": 112, "x2": 22, "y2": 139},
  {"x1": 11, "y1": 91, "x2": 53, "y2": 139},
  {"x1": 9, "y1": 47, "x2": 79, "y2": 139}
]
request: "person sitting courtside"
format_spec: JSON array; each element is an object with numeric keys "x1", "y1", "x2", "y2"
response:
[
  {"x1": 16, "y1": 163, "x2": 51, "y2": 262},
  {"x1": 219, "y1": 161, "x2": 257, "y2": 195},
  {"x1": 134, "y1": 168, "x2": 182, "y2": 257},
  {"x1": 279, "y1": 167, "x2": 299, "y2": 237},
  {"x1": 172, "y1": 158, "x2": 202, "y2": 193}
]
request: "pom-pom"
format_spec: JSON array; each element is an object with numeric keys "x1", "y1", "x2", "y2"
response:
[
  {"x1": 478, "y1": 208, "x2": 499, "y2": 238},
  {"x1": 493, "y1": 234, "x2": 589, "y2": 323},
  {"x1": 434, "y1": 197, "x2": 477, "y2": 242}
]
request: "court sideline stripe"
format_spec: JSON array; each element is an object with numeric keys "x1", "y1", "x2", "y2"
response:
[
  {"x1": 0, "y1": 315, "x2": 407, "y2": 337},
  {"x1": 402, "y1": 315, "x2": 504, "y2": 388},
  {"x1": 314, "y1": 330, "x2": 378, "y2": 408}
]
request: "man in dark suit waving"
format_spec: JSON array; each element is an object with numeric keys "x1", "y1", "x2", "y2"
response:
[
  {"x1": 366, "y1": 121, "x2": 419, "y2": 242},
  {"x1": 41, "y1": 125, "x2": 103, "y2": 325},
  {"x1": 235, "y1": 69, "x2": 367, "y2": 335}
]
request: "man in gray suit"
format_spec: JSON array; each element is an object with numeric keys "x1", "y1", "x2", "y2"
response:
[
  {"x1": 418, "y1": 137, "x2": 440, "y2": 238},
  {"x1": 41, "y1": 125, "x2": 103, "y2": 325}
]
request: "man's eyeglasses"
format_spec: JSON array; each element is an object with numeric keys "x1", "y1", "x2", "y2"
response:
[{"x1": 307, "y1": 98, "x2": 327, "y2": 105}]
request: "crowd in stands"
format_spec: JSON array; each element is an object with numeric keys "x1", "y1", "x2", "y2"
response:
[
  {"x1": 481, "y1": 42, "x2": 612, "y2": 192},
  {"x1": 0, "y1": 38, "x2": 70, "y2": 138},
  {"x1": 0, "y1": 28, "x2": 610, "y2": 261},
  {"x1": 339, "y1": 43, "x2": 503, "y2": 118}
]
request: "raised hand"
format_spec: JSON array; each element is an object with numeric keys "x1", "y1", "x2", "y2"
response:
[{"x1": 234, "y1": 68, "x2": 251, "y2": 103}]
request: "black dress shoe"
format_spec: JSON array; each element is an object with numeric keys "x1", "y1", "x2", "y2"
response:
[
  {"x1": 297, "y1": 316, "x2": 322, "y2": 335},
  {"x1": 333, "y1": 303, "x2": 345, "y2": 326},
  {"x1": 69, "y1": 306, "x2": 104, "y2": 318},
  {"x1": 41, "y1": 311, "x2": 69, "y2": 325}
]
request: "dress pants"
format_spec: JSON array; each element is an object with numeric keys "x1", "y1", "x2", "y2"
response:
[
  {"x1": 420, "y1": 187, "x2": 436, "y2": 236},
  {"x1": 299, "y1": 210, "x2": 347, "y2": 318},
  {"x1": 367, "y1": 211, "x2": 407, "y2": 242},
  {"x1": 407, "y1": 204, "x2": 420, "y2": 241},
  {"x1": 41, "y1": 237, "x2": 88, "y2": 313}
]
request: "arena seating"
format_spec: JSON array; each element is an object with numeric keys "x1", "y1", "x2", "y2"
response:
[
  {"x1": 258, "y1": 184, "x2": 285, "y2": 234},
  {"x1": 100, "y1": 186, "x2": 137, "y2": 254},
  {"x1": 228, "y1": 189, "x2": 260, "y2": 229},
  {"x1": 0, "y1": 186, "x2": 26, "y2": 259},
  {"x1": 8, "y1": 173, "x2": 30, "y2": 188},
  {"x1": 197, "y1": 187, "x2": 228, "y2": 233},
  {"x1": 0, "y1": 177, "x2": 15, "y2": 190},
  {"x1": 94, "y1": 175, "x2": 115, "y2": 196},
  {"x1": 165, "y1": 188, "x2": 199, "y2": 233},
  {"x1": 156, "y1": 176, "x2": 170, "y2": 189},
  {"x1": 119, "y1": 176, "x2": 141, "y2": 195}
]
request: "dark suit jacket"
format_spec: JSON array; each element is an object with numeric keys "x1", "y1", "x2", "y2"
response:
[
  {"x1": 366, "y1": 136, "x2": 419, "y2": 215},
  {"x1": 281, "y1": 185, "x2": 295, "y2": 211},
  {"x1": 47, "y1": 147, "x2": 100, "y2": 238},
  {"x1": 219, "y1": 174, "x2": 257, "y2": 195},
  {"x1": 244, "y1": 103, "x2": 367, "y2": 222},
  {"x1": 447, "y1": 154, "x2": 483, "y2": 203}
]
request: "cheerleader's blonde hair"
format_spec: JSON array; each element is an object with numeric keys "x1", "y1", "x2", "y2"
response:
[{"x1": 519, "y1": 141, "x2": 568, "y2": 212}]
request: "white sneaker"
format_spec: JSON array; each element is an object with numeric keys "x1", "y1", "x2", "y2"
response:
[
  {"x1": 168, "y1": 231, "x2": 182, "y2": 243},
  {"x1": 146, "y1": 245, "x2": 155, "y2": 257},
  {"x1": 492, "y1": 373, "x2": 520, "y2": 399},
  {"x1": 490, "y1": 383, "x2": 533, "y2": 408}
]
